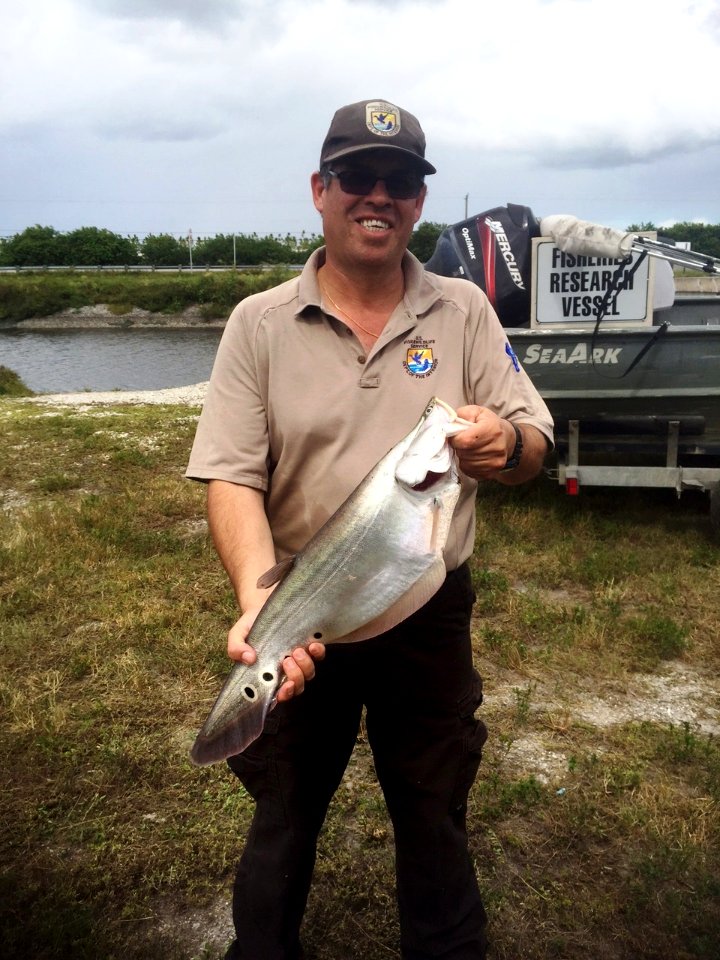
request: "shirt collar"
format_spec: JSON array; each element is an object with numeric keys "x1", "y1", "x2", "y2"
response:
[{"x1": 296, "y1": 246, "x2": 444, "y2": 320}]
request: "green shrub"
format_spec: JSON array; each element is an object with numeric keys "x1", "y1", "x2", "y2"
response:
[
  {"x1": 627, "y1": 610, "x2": 688, "y2": 662},
  {"x1": 0, "y1": 366, "x2": 34, "y2": 396}
]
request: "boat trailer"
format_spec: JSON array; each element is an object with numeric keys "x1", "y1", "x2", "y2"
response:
[{"x1": 549, "y1": 416, "x2": 720, "y2": 528}]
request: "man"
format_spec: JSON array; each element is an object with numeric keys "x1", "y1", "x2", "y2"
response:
[{"x1": 186, "y1": 99, "x2": 553, "y2": 960}]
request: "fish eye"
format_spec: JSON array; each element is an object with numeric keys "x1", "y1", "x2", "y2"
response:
[{"x1": 242, "y1": 685, "x2": 257, "y2": 701}]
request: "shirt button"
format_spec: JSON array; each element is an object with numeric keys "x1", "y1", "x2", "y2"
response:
[{"x1": 357, "y1": 355, "x2": 366, "y2": 364}]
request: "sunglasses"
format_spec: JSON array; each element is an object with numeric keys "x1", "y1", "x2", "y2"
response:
[{"x1": 327, "y1": 167, "x2": 424, "y2": 200}]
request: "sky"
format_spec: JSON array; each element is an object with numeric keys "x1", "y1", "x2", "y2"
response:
[{"x1": 1, "y1": 0, "x2": 719, "y2": 242}]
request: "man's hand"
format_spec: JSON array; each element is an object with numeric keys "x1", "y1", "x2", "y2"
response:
[
  {"x1": 451, "y1": 405, "x2": 514, "y2": 479},
  {"x1": 452, "y1": 405, "x2": 550, "y2": 484},
  {"x1": 227, "y1": 608, "x2": 326, "y2": 702}
]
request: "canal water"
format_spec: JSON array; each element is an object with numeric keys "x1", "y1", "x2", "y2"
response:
[
  {"x1": 3, "y1": 297, "x2": 717, "y2": 395},
  {"x1": 0, "y1": 328, "x2": 224, "y2": 393}
]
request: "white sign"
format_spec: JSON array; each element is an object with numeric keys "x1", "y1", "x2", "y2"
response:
[{"x1": 530, "y1": 237, "x2": 654, "y2": 329}]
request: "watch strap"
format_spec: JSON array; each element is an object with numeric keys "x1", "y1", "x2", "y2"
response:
[{"x1": 501, "y1": 422, "x2": 523, "y2": 471}]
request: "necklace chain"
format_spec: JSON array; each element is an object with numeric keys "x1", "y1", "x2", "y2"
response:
[{"x1": 319, "y1": 280, "x2": 381, "y2": 340}]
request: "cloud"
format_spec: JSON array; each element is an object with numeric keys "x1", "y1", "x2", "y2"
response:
[
  {"x1": 1, "y1": 0, "x2": 719, "y2": 236},
  {"x1": 95, "y1": 117, "x2": 226, "y2": 143},
  {"x1": 415, "y1": 0, "x2": 720, "y2": 167},
  {"x1": 533, "y1": 133, "x2": 720, "y2": 171},
  {"x1": 77, "y1": 0, "x2": 247, "y2": 29},
  {"x1": 4, "y1": 0, "x2": 719, "y2": 163}
]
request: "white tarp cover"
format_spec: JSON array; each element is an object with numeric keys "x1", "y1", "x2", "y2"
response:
[{"x1": 539, "y1": 214, "x2": 634, "y2": 258}]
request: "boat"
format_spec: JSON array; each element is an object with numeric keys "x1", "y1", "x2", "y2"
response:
[{"x1": 425, "y1": 206, "x2": 720, "y2": 521}]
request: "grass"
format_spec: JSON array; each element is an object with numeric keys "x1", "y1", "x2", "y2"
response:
[
  {"x1": 0, "y1": 365, "x2": 34, "y2": 397},
  {"x1": 0, "y1": 268, "x2": 297, "y2": 325},
  {"x1": 1, "y1": 397, "x2": 719, "y2": 959}
]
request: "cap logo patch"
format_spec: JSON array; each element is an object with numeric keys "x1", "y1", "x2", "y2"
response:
[{"x1": 366, "y1": 101, "x2": 401, "y2": 138}]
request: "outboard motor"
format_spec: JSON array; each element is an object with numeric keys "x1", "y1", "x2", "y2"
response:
[{"x1": 424, "y1": 203, "x2": 540, "y2": 327}]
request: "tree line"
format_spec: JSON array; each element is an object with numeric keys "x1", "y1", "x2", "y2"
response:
[
  {"x1": 624, "y1": 221, "x2": 720, "y2": 258},
  {"x1": 0, "y1": 226, "x2": 322, "y2": 268},
  {"x1": 2, "y1": 221, "x2": 717, "y2": 269},
  {"x1": 0, "y1": 223, "x2": 447, "y2": 268}
]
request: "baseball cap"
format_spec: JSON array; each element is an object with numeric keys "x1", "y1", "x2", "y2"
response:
[{"x1": 320, "y1": 99, "x2": 436, "y2": 175}]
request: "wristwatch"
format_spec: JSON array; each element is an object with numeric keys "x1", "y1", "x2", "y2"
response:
[{"x1": 501, "y1": 422, "x2": 523, "y2": 471}]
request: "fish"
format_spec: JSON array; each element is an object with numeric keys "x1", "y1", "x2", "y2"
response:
[{"x1": 190, "y1": 396, "x2": 472, "y2": 766}]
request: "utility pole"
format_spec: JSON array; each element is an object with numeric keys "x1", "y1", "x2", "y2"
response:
[
  {"x1": 464, "y1": 194, "x2": 469, "y2": 219},
  {"x1": 187, "y1": 229, "x2": 193, "y2": 271}
]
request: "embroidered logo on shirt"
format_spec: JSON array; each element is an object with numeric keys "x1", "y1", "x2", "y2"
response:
[
  {"x1": 403, "y1": 338, "x2": 438, "y2": 379},
  {"x1": 505, "y1": 341, "x2": 521, "y2": 372}
]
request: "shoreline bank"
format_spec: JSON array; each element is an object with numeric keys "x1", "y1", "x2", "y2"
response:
[
  {"x1": 22, "y1": 381, "x2": 209, "y2": 406},
  {"x1": 6, "y1": 277, "x2": 720, "y2": 329},
  {"x1": 9, "y1": 304, "x2": 226, "y2": 330}
]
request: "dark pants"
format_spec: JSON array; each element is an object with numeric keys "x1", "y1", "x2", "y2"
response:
[{"x1": 224, "y1": 564, "x2": 488, "y2": 960}]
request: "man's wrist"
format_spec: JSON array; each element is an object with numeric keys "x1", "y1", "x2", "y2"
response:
[{"x1": 500, "y1": 421, "x2": 523, "y2": 472}]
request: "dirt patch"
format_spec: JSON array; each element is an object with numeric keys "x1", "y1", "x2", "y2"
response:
[
  {"x1": 1, "y1": 488, "x2": 30, "y2": 512},
  {"x1": 152, "y1": 893, "x2": 233, "y2": 959},
  {"x1": 574, "y1": 662, "x2": 720, "y2": 734},
  {"x1": 486, "y1": 660, "x2": 720, "y2": 785},
  {"x1": 501, "y1": 733, "x2": 571, "y2": 785}
]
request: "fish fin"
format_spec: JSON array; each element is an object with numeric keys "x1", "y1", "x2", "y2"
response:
[
  {"x1": 334, "y1": 557, "x2": 447, "y2": 644},
  {"x1": 256, "y1": 555, "x2": 296, "y2": 590}
]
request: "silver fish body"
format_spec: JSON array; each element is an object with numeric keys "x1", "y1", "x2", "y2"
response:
[{"x1": 190, "y1": 397, "x2": 469, "y2": 766}]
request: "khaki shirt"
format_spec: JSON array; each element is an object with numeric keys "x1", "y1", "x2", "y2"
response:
[{"x1": 186, "y1": 249, "x2": 553, "y2": 569}]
